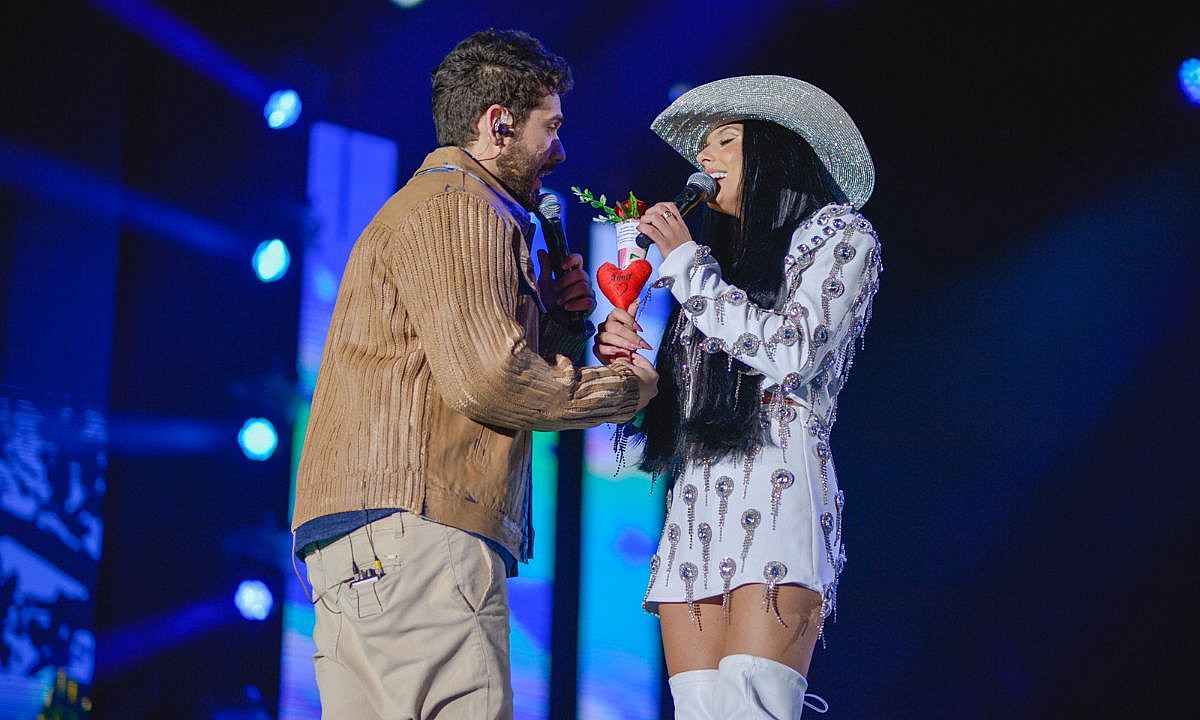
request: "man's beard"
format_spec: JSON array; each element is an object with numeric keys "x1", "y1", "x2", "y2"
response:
[{"x1": 496, "y1": 138, "x2": 548, "y2": 206}]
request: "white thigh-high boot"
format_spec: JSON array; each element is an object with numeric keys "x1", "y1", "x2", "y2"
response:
[
  {"x1": 669, "y1": 669, "x2": 719, "y2": 720},
  {"x1": 713, "y1": 654, "x2": 827, "y2": 719}
]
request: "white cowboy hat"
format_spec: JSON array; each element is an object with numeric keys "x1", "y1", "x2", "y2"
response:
[{"x1": 651, "y1": 75, "x2": 875, "y2": 208}]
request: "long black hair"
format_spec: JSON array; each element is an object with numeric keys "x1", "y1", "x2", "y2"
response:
[{"x1": 635, "y1": 119, "x2": 847, "y2": 478}]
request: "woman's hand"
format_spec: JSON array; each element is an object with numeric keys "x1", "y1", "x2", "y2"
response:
[
  {"x1": 636, "y1": 201, "x2": 693, "y2": 259},
  {"x1": 593, "y1": 300, "x2": 652, "y2": 364}
]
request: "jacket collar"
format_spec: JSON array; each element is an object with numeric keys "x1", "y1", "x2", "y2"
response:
[{"x1": 416, "y1": 147, "x2": 534, "y2": 237}]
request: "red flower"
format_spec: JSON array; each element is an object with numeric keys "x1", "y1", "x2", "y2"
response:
[{"x1": 613, "y1": 199, "x2": 644, "y2": 219}]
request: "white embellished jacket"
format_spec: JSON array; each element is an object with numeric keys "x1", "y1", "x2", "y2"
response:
[{"x1": 654, "y1": 203, "x2": 882, "y2": 439}]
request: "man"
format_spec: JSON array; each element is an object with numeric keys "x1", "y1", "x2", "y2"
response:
[{"x1": 291, "y1": 29, "x2": 657, "y2": 719}]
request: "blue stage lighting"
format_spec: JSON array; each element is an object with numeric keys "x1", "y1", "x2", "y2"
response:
[
  {"x1": 391, "y1": 0, "x2": 426, "y2": 7},
  {"x1": 234, "y1": 580, "x2": 273, "y2": 621},
  {"x1": 238, "y1": 418, "x2": 277, "y2": 461},
  {"x1": 252, "y1": 238, "x2": 290, "y2": 282},
  {"x1": 264, "y1": 89, "x2": 302, "y2": 129},
  {"x1": 1180, "y1": 58, "x2": 1200, "y2": 105}
]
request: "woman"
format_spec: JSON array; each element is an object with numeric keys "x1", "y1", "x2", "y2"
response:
[{"x1": 594, "y1": 76, "x2": 882, "y2": 718}]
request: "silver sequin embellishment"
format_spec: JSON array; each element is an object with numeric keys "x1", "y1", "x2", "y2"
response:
[
  {"x1": 715, "y1": 288, "x2": 748, "y2": 324},
  {"x1": 702, "y1": 337, "x2": 724, "y2": 354},
  {"x1": 680, "y1": 562, "x2": 701, "y2": 628},
  {"x1": 770, "y1": 469, "x2": 795, "y2": 529},
  {"x1": 719, "y1": 557, "x2": 737, "y2": 623},
  {"x1": 715, "y1": 476, "x2": 734, "y2": 541},
  {"x1": 822, "y1": 278, "x2": 845, "y2": 298},
  {"x1": 807, "y1": 414, "x2": 826, "y2": 439},
  {"x1": 697, "y1": 523, "x2": 713, "y2": 589},
  {"x1": 835, "y1": 242, "x2": 856, "y2": 264},
  {"x1": 702, "y1": 458, "x2": 713, "y2": 506},
  {"x1": 684, "y1": 296, "x2": 707, "y2": 315},
  {"x1": 812, "y1": 325, "x2": 829, "y2": 345},
  {"x1": 741, "y1": 443, "x2": 759, "y2": 499},
  {"x1": 834, "y1": 490, "x2": 846, "y2": 552},
  {"x1": 740, "y1": 509, "x2": 762, "y2": 567},
  {"x1": 777, "y1": 325, "x2": 800, "y2": 345},
  {"x1": 682, "y1": 484, "x2": 698, "y2": 549},
  {"x1": 813, "y1": 441, "x2": 832, "y2": 500},
  {"x1": 762, "y1": 561, "x2": 789, "y2": 627},
  {"x1": 666, "y1": 523, "x2": 681, "y2": 586},
  {"x1": 734, "y1": 333, "x2": 761, "y2": 357},
  {"x1": 643, "y1": 554, "x2": 660, "y2": 608},
  {"x1": 820, "y1": 512, "x2": 836, "y2": 568}
]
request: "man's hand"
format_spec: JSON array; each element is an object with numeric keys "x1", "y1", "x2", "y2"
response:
[{"x1": 537, "y1": 249, "x2": 597, "y2": 322}]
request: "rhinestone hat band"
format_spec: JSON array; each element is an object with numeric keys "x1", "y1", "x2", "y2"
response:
[{"x1": 650, "y1": 75, "x2": 875, "y2": 209}]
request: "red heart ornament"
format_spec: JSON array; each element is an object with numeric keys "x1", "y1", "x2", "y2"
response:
[{"x1": 597, "y1": 259, "x2": 652, "y2": 311}]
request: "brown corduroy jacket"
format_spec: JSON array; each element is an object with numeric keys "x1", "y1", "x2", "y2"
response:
[{"x1": 293, "y1": 147, "x2": 640, "y2": 562}]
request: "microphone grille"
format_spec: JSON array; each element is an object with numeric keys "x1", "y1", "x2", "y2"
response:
[
  {"x1": 537, "y1": 193, "x2": 562, "y2": 219},
  {"x1": 686, "y1": 171, "x2": 718, "y2": 200}
]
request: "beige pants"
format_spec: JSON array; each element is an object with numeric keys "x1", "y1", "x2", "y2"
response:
[{"x1": 303, "y1": 512, "x2": 513, "y2": 719}]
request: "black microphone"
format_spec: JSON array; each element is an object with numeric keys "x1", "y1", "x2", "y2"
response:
[
  {"x1": 535, "y1": 193, "x2": 586, "y2": 331},
  {"x1": 536, "y1": 193, "x2": 571, "y2": 275},
  {"x1": 635, "y1": 171, "x2": 719, "y2": 250}
]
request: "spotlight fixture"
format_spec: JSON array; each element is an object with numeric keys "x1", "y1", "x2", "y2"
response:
[
  {"x1": 1180, "y1": 58, "x2": 1200, "y2": 105},
  {"x1": 264, "y1": 89, "x2": 302, "y2": 130},
  {"x1": 238, "y1": 418, "x2": 277, "y2": 461},
  {"x1": 252, "y1": 239, "x2": 290, "y2": 282},
  {"x1": 234, "y1": 580, "x2": 273, "y2": 620}
]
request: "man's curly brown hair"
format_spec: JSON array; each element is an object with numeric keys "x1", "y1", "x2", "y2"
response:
[{"x1": 431, "y1": 29, "x2": 573, "y2": 147}]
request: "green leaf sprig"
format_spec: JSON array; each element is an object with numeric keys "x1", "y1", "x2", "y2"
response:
[{"x1": 571, "y1": 186, "x2": 645, "y2": 223}]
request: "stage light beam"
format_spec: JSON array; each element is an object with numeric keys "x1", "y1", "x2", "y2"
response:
[
  {"x1": 234, "y1": 580, "x2": 273, "y2": 621},
  {"x1": 238, "y1": 418, "x2": 277, "y2": 461},
  {"x1": 264, "y1": 90, "x2": 302, "y2": 130},
  {"x1": 85, "y1": 0, "x2": 270, "y2": 104},
  {"x1": 252, "y1": 239, "x2": 290, "y2": 282}
]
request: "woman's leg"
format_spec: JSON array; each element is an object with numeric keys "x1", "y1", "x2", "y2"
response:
[
  {"x1": 714, "y1": 583, "x2": 825, "y2": 718},
  {"x1": 724, "y1": 583, "x2": 822, "y2": 675},
  {"x1": 660, "y1": 597, "x2": 726, "y2": 719}
]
